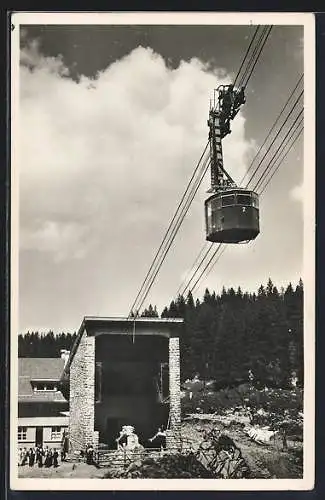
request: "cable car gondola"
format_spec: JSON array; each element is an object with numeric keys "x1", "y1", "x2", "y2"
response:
[
  {"x1": 204, "y1": 84, "x2": 260, "y2": 244},
  {"x1": 205, "y1": 188, "x2": 259, "y2": 243}
]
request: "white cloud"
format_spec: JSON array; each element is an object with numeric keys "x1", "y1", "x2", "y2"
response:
[
  {"x1": 21, "y1": 221, "x2": 90, "y2": 262},
  {"x1": 19, "y1": 42, "x2": 254, "y2": 263},
  {"x1": 21, "y1": 38, "x2": 69, "y2": 76}
]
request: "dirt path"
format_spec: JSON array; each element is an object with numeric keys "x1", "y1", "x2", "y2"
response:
[{"x1": 18, "y1": 462, "x2": 106, "y2": 479}]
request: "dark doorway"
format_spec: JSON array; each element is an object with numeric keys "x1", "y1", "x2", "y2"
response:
[{"x1": 35, "y1": 427, "x2": 43, "y2": 447}]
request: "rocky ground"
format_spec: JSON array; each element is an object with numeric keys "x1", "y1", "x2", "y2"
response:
[
  {"x1": 18, "y1": 416, "x2": 302, "y2": 479},
  {"x1": 181, "y1": 415, "x2": 303, "y2": 479},
  {"x1": 18, "y1": 385, "x2": 303, "y2": 479}
]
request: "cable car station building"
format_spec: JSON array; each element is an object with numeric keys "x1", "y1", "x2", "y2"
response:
[{"x1": 61, "y1": 317, "x2": 183, "y2": 452}]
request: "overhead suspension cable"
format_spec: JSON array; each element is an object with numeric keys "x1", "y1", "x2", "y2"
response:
[
  {"x1": 239, "y1": 26, "x2": 273, "y2": 88},
  {"x1": 245, "y1": 89, "x2": 303, "y2": 188},
  {"x1": 237, "y1": 26, "x2": 268, "y2": 88},
  {"x1": 178, "y1": 242, "x2": 214, "y2": 297},
  {"x1": 254, "y1": 113, "x2": 303, "y2": 192},
  {"x1": 175, "y1": 242, "x2": 210, "y2": 297},
  {"x1": 129, "y1": 24, "x2": 273, "y2": 315},
  {"x1": 131, "y1": 154, "x2": 211, "y2": 315},
  {"x1": 191, "y1": 245, "x2": 227, "y2": 294},
  {"x1": 233, "y1": 25, "x2": 261, "y2": 87},
  {"x1": 178, "y1": 81, "x2": 303, "y2": 297},
  {"x1": 178, "y1": 29, "x2": 280, "y2": 298},
  {"x1": 191, "y1": 122, "x2": 303, "y2": 293},
  {"x1": 240, "y1": 73, "x2": 303, "y2": 187},
  {"x1": 190, "y1": 116, "x2": 303, "y2": 294},
  {"x1": 127, "y1": 146, "x2": 210, "y2": 316},
  {"x1": 259, "y1": 127, "x2": 303, "y2": 195}
]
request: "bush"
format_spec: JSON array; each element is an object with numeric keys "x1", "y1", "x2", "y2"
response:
[
  {"x1": 104, "y1": 453, "x2": 215, "y2": 479},
  {"x1": 182, "y1": 386, "x2": 303, "y2": 417}
]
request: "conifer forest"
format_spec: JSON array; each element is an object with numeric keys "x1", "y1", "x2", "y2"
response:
[{"x1": 19, "y1": 278, "x2": 303, "y2": 389}]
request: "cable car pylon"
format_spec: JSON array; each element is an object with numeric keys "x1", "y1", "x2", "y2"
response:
[{"x1": 205, "y1": 84, "x2": 260, "y2": 244}]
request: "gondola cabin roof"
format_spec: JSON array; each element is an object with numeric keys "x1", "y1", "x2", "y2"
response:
[{"x1": 205, "y1": 188, "x2": 259, "y2": 204}]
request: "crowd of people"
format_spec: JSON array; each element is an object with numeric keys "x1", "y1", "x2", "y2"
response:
[
  {"x1": 18, "y1": 426, "x2": 168, "y2": 470},
  {"x1": 18, "y1": 445, "x2": 61, "y2": 468}
]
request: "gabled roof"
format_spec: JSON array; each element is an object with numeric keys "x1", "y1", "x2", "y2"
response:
[
  {"x1": 19, "y1": 358, "x2": 67, "y2": 403},
  {"x1": 19, "y1": 358, "x2": 65, "y2": 379}
]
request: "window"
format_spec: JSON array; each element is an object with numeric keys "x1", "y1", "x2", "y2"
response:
[
  {"x1": 251, "y1": 194, "x2": 259, "y2": 208},
  {"x1": 51, "y1": 426, "x2": 62, "y2": 440},
  {"x1": 18, "y1": 427, "x2": 27, "y2": 441},
  {"x1": 33, "y1": 382, "x2": 57, "y2": 392},
  {"x1": 205, "y1": 203, "x2": 213, "y2": 232},
  {"x1": 221, "y1": 194, "x2": 235, "y2": 206},
  {"x1": 211, "y1": 197, "x2": 221, "y2": 209},
  {"x1": 95, "y1": 362, "x2": 102, "y2": 403},
  {"x1": 159, "y1": 363, "x2": 169, "y2": 402},
  {"x1": 237, "y1": 194, "x2": 252, "y2": 205}
]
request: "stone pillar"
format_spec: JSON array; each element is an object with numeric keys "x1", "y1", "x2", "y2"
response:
[
  {"x1": 69, "y1": 333, "x2": 96, "y2": 454},
  {"x1": 166, "y1": 337, "x2": 181, "y2": 450},
  {"x1": 83, "y1": 336, "x2": 95, "y2": 447}
]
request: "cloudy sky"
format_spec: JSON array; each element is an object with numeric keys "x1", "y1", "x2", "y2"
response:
[{"x1": 16, "y1": 21, "x2": 305, "y2": 333}]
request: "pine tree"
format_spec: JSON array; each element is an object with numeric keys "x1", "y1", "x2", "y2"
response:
[
  {"x1": 17, "y1": 279, "x2": 304, "y2": 389},
  {"x1": 266, "y1": 278, "x2": 274, "y2": 296},
  {"x1": 203, "y1": 288, "x2": 211, "y2": 304},
  {"x1": 141, "y1": 304, "x2": 159, "y2": 317},
  {"x1": 161, "y1": 306, "x2": 169, "y2": 318},
  {"x1": 186, "y1": 290, "x2": 195, "y2": 309}
]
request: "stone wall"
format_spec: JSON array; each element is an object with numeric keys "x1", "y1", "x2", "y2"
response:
[
  {"x1": 166, "y1": 337, "x2": 181, "y2": 450},
  {"x1": 69, "y1": 331, "x2": 95, "y2": 452},
  {"x1": 68, "y1": 326, "x2": 182, "y2": 451}
]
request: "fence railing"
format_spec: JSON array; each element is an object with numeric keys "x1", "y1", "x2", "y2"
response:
[
  {"x1": 98, "y1": 452, "x2": 169, "y2": 469},
  {"x1": 95, "y1": 440, "x2": 194, "y2": 469},
  {"x1": 64, "y1": 434, "x2": 195, "y2": 469}
]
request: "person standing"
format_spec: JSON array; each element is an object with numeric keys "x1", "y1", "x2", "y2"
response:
[
  {"x1": 85, "y1": 444, "x2": 95, "y2": 465},
  {"x1": 61, "y1": 430, "x2": 69, "y2": 461},
  {"x1": 53, "y1": 449, "x2": 59, "y2": 468},
  {"x1": 28, "y1": 448, "x2": 35, "y2": 467},
  {"x1": 36, "y1": 446, "x2": 44, "y2": 468},
  {"x1": 116, "y1": 427, "x2": 128, "y2": 450},
  {"x1": 44, "y1": 447, "x2": 49, "y2": 467},
  {"x1": 21, "y1": 448, "x2": 28, "y2": 466},
  {"x1": 149, "y1": 427, "x2": 167, "y2": 451},
  {"x1": 126, "y1": 427, "x2": 140, "y2": 450},
  {"x1": 44, "y1": 447, "x2": 52, "y2": 468}
]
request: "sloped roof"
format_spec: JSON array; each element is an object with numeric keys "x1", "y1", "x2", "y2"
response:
[
  {"x1": 19, "y1": 358, "x2": 65, "y2": 379},
  {"x1": 18, "y1": 358, "x2": 67, "y2": 403},
  {"x1": 18, "y1": 391, "x2": 67, "y2": 403}
]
